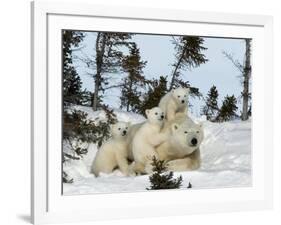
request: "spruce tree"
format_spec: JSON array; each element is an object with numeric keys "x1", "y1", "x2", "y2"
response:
[
  {"x1": 63, "y1": 30, "x2": 85, "y2": 105},
  {"x1": 91, "y1": 32, "x2": 133, "y2": 110},
  {"x1": 216, "y1": 95, "x2": 238, "y2": 122},
  {"x1": 202, "y1": 85, "x2": 219, "y2": 121},
  {"x1": 169, "y1": 36, "x2": 208, "y2": 92},
  {"x1": 146, "y1": 157, "x2": 183, "y2": 190},
  {"x1": 140, "y1": 76, "x2": 168, "y2": 116},
  {"x1": 120, "y1": 43, "x2": 147, "y2": 112}
]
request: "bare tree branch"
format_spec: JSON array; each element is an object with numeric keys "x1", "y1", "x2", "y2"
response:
[
  {"x1": 103, "y1": 84, "x2": 123, "y2": 90},
  {"x1": 72, "y1": 45, "x2": 86, "y2": 52},
  {"x1": 222, "y1": 51, "x2": 244, "y2": 73}
]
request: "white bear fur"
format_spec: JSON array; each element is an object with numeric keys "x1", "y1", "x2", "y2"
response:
[
  {"x1": 156, "y1": 115, "x2": 204, "y2": 172},
  {"x1": 91, "y1": 121, "x2": 132, "y2": 176},
  {"x1": 132, "y1": 107, "x2": 168, "y2": 174},
  {"x1": 125, "y1": 122, "x2": 143, "y2": 161},
  {"x1": 159, "y1": 87, "x2": 190, "y2": 121}
]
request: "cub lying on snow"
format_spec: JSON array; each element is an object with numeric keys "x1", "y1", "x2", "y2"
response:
[
  {"x1": 91, "y1": 121, "x2": 132, "y2": 176},
  {"x1": 159, "y1": 87, "x2": 190, "y2": 121},
  {"x1": 131, "y1": 107, "x2": 168, "y2": 174},
  {"x1": 156, "y1": 115, "x2": 204, "y2": 171}
]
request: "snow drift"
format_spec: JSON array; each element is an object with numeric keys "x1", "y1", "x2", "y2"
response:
[{"x1": 63, "y1": 106, "x2": 251, "y2": 195}]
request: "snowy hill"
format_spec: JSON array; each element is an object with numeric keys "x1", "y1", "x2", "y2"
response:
[{"x1": 63, "y1": 106, "x2": 251, "y2": 195}]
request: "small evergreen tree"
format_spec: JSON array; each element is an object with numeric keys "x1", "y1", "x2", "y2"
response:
[
  {"x1": 63, "y1": 107, "x2": 117, "y2": 183},
  {"x1": 216, "y1": 95, "x2": 238, "y2": 122},
  {"x1": 120, "y1": 43, "x2": 147, "y2": 112},
  {"x1": 146, "y1": 157, "x2": 183, "y2": 190},
  {"x1": 202, "y1": 85, "x2": 219, "y2": 121},
  {"x1": 140, "y1": 76, "x2": 168, "y2": 116},
  {"x1": 63, "y1": 30, "x2": 85, "y2": 105}
]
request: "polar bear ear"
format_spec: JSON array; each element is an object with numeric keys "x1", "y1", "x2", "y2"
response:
[
  {"x1": 145, "y1": 109, "x2": 150, "y2": 117},
  {"x1": 171, "y1": 123, "x2": 179, "y2": 132}
]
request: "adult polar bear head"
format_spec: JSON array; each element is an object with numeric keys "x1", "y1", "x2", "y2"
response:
[
  {"x1": 156, "y1": 115, "x2": 204, "y2": 165},
  {"x1": 170, "y1": 119, "x2": 204, "y2": 155}
]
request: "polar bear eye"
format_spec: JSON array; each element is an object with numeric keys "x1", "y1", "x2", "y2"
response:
[
  {"x1": 184, "y1": 95, "x2": 187, "y2": 97},
  {"x1": 178, "y1": 95, "x2": 180, "y2": 98},
  {"x1": 196, "y1": 131, "x2": 199, "y2": 133},
  {"x1": 155, "y1": 112, "x2": 158, "y2": 115},
  {"x1": 184, "y1": 131, "x2": 188, "y2": 134},
  {"x1": 126, "y1": 127, "x2": 128, "y2": 129},
  {"x1": 118, "y1": 128, "x2": 121, "y2": 130}
]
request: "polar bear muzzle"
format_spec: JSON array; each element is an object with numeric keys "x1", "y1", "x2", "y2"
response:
[{"x1": 191, "y1": 138, "x2": 198, "y2": 146}]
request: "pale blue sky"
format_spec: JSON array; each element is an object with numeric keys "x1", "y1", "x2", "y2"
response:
[{"x1": 72, "y1": 32, "x2": 247, "y2": 116}]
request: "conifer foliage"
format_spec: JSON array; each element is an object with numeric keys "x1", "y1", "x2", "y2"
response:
[
  {"x1": 140, "y1": 76, "x2": 168, "y2": 116},
  {"x1": 62, "y1": 30, "x2": 118, "y2": 183},
  {"x1": 63, "y1": 30, "x2": 85, "y2": 105},
  {"x1": 91, "y1": 32, "x2": 133, "y2": 110},
  {"x1": 147, "y1": 157, "x2": 183, "y2": 190},
  {"x1": 216, "y1": 95, "x2": 238, "y2": 122},
  {"x1": 120, "y1": 43, "x2": 147, "y2": 112},
  {"x1": 202, "y1": 85, "x2": 219, "y2": 121},
  {"x1": 170, "y1": 36, "x2": 208, "y2": 91}
]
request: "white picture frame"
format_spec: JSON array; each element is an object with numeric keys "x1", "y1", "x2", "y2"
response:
[{"x1": 31, "y1": 1, "x2": 274, "y2": 224}]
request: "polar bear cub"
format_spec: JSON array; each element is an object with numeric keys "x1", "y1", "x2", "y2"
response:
[
  {"x1": 91, "y1": 121, "x2": 131, "y2": 176},
  {"x1": 159, "y1": 87, "x2": 190, "y2": 121},
  {"x1": 132, "y1": 107, "x2": 168, "y2": 174}
]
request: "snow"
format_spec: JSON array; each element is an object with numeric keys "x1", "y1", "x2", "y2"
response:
[{"x1": 63, "y1": 106, "x2": 251, "y2": 195}]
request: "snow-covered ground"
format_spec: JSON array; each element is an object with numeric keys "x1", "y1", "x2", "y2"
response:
[{"x1": 63, "y1": 106, "x2": 251, "y2": 195}]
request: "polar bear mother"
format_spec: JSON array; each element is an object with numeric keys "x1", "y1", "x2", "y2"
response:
[{"x1": 156, "y1": 116, "x2": 204, "y2": 172}]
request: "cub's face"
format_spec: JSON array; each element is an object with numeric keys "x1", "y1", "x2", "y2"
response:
[
  {"x1": 111, "y1": 122, "x2": 130, "y2": 138},
  {"x1": 171, "y1": 122, "x2": 204, "y2": 154},
  {"x1": 145, "y1": 107, "x2": 165, "y2": 124},
  {"x1": 172, "y1": 87, "x2": 190, "y2": 105}
]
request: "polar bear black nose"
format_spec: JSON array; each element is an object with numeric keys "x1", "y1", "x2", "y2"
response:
[
  {"x1": 123, "y1": 130, "x2": 127, "y2": 135},
  {"x1": 161, "y1": 115, "x2": 164, "y2": 119},
  {"x1": 191, "y1": 138, "x2": 198, "y2": 146},
  {"x1": 181, "y1": 100, "x2": 185, "y2": 103}
]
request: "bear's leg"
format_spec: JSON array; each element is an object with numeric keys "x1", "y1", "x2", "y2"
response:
[
  {"x1": 92, "y1": 157, "x2": 117, "y2": 176},
  {"x1": 143, "y1": 151, "x2": 160, "y2": 174},
  {"x1": 93, "y1": 164, "x2": 116, "y2": 176},
  {"x1": 166, "y1": 107, "x2": 176, "y2": 122},
  {"x1": 115, "y1": 153, "x2": 130, "y2": 176},
  {"x1": 166, "y1": 157, "x2": 200, "y2": 172},
  {"x1": 148, "y1": 132, "x2": 168, "y2": 146},
  {"x1": 132, "y1": 161, "x2": 146, "y2": 175}
]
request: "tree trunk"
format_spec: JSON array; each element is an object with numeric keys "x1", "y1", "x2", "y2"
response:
[
  {"x1": 126, "y1": 78, "x2": 133, "y2": 112},
  {"x1": 241, "y1": 39, "x2": 251, "y2": 121},
  {"x1": 92, "y1": 33, "x2": 106, "y2": 111},
  {"x1": 169, "y1": 45, "x2": 187, "y2": 91}
]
